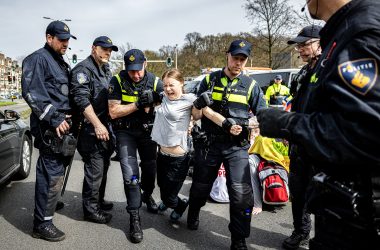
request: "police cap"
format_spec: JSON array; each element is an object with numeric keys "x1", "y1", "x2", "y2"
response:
[
  {"x1": 46, "y1": 20, "x2": 77, "y2": 40},
  {"x1": 287, "y1": 25, "x2": 322, "y2": 44},
  {"x1": 93, "y1": 36, "x2": 118, "y2": 51},
  {"x1": 275, "y1": 75, "x2": 282, "y2": 80},
  {"x1": 124, "y1": 49, "x2": 146, "y2": 71},
  {"x1": 227, "y1": 39, "x2": 252, "y2": 57}
]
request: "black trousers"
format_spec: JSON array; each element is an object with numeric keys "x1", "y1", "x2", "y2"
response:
[
  {"x1": 77, "y1": 134, "x2": 111, "y2": 215},
  {"x1": 189, "y1": 140, "x2": 254, "y2": 239},
  {"x1": 116, "y1": 128, "x2": 157, "y2": 211},
  {"x1": 34, "y1": 152, "x2": 70, "y2": 227},
  {"x1": 288, "y1": 156, "x2": 312, "y2": 235},
  {"x1": 157, "y1": 151, "x2": 189, "y2": 208}
]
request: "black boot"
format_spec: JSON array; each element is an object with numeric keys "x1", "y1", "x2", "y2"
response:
[
  {"x1": 99, "y1": 199, "x2": 114, "y2": 211},
  {"x1": 32, "y1": 223, "x2": 66, "y2": 242},
  {"x1": 170, "y1": 198, "x2": 189, "y2": 222},
  {"x1": 230, "y1": 237, "x2": 248, "y2": 250},
  {"x1": 129, "y1": 210, "x2": 143, "y2": 243},
  {"x1": 84, "y1": 210, "x2": 112, "y2": 224},
  {"x1": 141, "y1": 193, "x2": 158, "y2": 214},
  {"x1": 282, "y1": 231, "x2": 310, "y2": 250},
  {"x1": 187, "y1": 207, "x2": 200, "y2": 230}
]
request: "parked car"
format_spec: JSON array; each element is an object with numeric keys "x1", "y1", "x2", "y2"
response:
[{"x1": 0, "y1": 109, "x2": 33, "y2": 185}]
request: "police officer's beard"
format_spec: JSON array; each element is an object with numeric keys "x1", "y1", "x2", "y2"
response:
[
  {"x1": 226, "y1": 57, "x2": 241, "y2": 77},
  {"x1": 99, "y1": 55, "x2": 109, "y2": 64}
]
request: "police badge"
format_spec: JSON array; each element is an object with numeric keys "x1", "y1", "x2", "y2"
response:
[
  {"x1": 77, "y1": 73, "x2": 89, "y2": 84},
  {"x1": 338, "y1": 58, "x2": 378, "y2": 95}
]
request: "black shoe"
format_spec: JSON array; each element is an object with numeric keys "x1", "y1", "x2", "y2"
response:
[
  {"x1": 282, "y1": 231, "x2": 310, "y2": 250},
  {"x1": 55, "y1": 201, "x2": 64, "y2": 211},
  {"x1": 157, "y1": 202, "x2": 168, "y2": 213},
  {"x1": 129, "y1": 210, "x2": 143, "y2": 243},
  {"x1": 170, "y1": 198, "x2": 189, "y2": 222},
  {"x1": 100, "y1": 200, "x2": 114, "y2": 211},
  {"x1": 84, "y1": 210, "x2": 112, "y2": 224},
  {"x1": 142, "y1": 193, "x2": 158, "y2": 214},
  {"x1": 111, "y1": 154, "x2": 120, "y2": 161},
  {"x1": 32, "y1": 223, "x2": 65, "y2": 242},
  {"x1": 187, "y1": 208, "x2": 200, "y2": 230},
  {"x1": 231, "y1": 238, "x2": 248, "y2": 250}
]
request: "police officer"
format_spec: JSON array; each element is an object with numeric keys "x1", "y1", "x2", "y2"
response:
[
  {"x1": 70, "y1": 36, "x2": 118, "y2": 224},
  {"x1": 257, "y1": 0, "x2": 380, "y2": 249},
  {"x1": 21, "y1": 20, "x2": 76, "y2": 241},
  {"x1": 108, "y1": 49, "x2": 163, "y2": 243},
  {"x1": 188, "y1": 39, "x2": 266, "y2": 249},
  {"x1": 282, "y1": 24, "x2": 322, "y2": 250},
  {"x1": 264, "y1": 74, "x2": 291, "y2": 108}
]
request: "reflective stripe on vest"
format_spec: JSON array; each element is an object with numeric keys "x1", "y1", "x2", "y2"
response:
[
  {"x1": 115, "y1": 74, "x2": 159, "y2": 103},
  {"x1": 205, "y1": 73, "x2": 256, "y2": 106}
]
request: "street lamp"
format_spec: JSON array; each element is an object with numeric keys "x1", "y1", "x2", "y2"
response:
[
  {"x1": 174, "y1": 44, "x2": 178, "y2": 69},
  {"x1": 43, "y1": 16, "x2": 72, "y2": 22}
]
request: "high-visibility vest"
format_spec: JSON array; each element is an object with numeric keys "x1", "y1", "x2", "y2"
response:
[
  {"x1": 114, "y1": 72, "x2": 159, "y2": 104},
  {"x1": 205, "y1": 71, "x2": 256, "y2": 119}
]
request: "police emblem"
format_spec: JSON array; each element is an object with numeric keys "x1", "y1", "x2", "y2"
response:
[
  {"x1": 107, "y1": 38, "x2": 112, "y2": 44},
  {"x1": 129, "y1": 55, "x2": 135, "y2": 62},
  {"x1": 338, "y1": 58, "x2": 378, "y2": 95},
  {"x1": 77, "y1": 73, "x2": 89, "y2": 84},
  {"x1": 239, "y1": 42, "x2": 246, "y2": 48},
  {"x1": 64, "y1": 25, "x2": 69, "y2": 32}
]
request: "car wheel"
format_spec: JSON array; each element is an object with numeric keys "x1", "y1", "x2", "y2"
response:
[{"x1": 17, "y1": 135, "x2": 32, "y2": 179}]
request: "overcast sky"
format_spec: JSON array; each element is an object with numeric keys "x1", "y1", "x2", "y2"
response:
[{"x1": 0, "y1": 0, "x2": 306, "y2": 61}]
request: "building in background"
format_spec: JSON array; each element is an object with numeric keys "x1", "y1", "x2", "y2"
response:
[{"x1": 0, "y1": 53, "x2": 21, "y2": 97}]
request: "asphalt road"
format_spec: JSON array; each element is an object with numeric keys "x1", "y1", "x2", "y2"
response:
[{"x1": 0, "y1": 101, "x2": 314, "y2": 250}]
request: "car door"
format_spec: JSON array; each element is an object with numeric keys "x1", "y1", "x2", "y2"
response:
[{"x1": 0, "y1": 111, "x2": 19, "y2": 176}]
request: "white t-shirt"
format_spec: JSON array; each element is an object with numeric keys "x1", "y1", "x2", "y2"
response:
[{"x1": 151, "y1": 93, "x2": 196, "y2": 152}]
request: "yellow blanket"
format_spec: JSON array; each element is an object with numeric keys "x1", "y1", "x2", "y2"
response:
[{"x1": 248, "y1": 135, "x2": 290, "y2": 172}]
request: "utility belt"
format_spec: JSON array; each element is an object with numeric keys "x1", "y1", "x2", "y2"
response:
[
  {"x1": 307, "y1": 171, "x2": 380, "y2": 233},
  {"x1": 112, "y1": 118, "x2": 153, "y2": 132},
  {"x1": 42, "y1": 130, "x2": 77, "y2": 157}
]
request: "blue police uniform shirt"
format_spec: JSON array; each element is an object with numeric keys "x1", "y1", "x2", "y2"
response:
[{"x1": 21, "y1": 43, "x2": 71, "y2": 142}]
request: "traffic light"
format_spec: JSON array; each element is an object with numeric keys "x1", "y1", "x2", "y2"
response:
[
  {"x1": 72, "y1": 54, "x2": 77, "y2": 64},
  {"x1": 166, "y1": 57, "x2": 172, "y2": 67}
]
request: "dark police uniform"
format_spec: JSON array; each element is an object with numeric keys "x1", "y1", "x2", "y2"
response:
[
  {"x1": 189, "y1": 69, "x2": 266, "y2": 242},
  {"x1": 258, "y1": 0, "x2": 380, "y2": 249},
  {"x1": 108, "y1": 69, "x2": 163, "y2": 213},
  {"x1": 282, "y1": 25, "x2": 322, "y2": 249},
  {"x1": 70, "y1": 55, "x2": 113, "y2": 219},
  {"x1": 21, "y1": 43, "x2": 72, "y2": 229},
  {"x1": 285, "y1": 63, "x2": 314, "y2": 245}
]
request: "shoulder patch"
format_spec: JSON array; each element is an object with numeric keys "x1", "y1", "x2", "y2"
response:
[
  {"x1": 77, "y1": 73, "x2": 89, "y2": 84},
  {"x1": 338, "y1": 58, "x2": 378, "y2": 95}
]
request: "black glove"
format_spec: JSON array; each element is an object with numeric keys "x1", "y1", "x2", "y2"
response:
[
  {"x1": 152, "y1": 91, "x2": 163, "y2": 103},
  {"x1": 136, "y1": 90, "x2": 154, "y2": 109},
  {"x1": 256, "y1": 108, "x2": 296, "y2": 139},
  {"x1": 193, "y1": 91, "x2": 213, "y2": 110},
  {"x1": 222, "y1": 118, "x2": 236, "y2": 133}
]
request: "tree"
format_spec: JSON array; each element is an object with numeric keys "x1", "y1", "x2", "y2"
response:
[
  {"x1": 245, "y1": 0, "x2": 299, "y2": 68},
  {"x1": 184, "y1": 32, "x2": 202, "y2": 54},
  {"x1": 110, "y1": 43, "x2": 133, "y2": 74}
]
